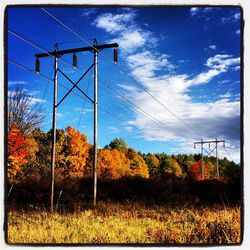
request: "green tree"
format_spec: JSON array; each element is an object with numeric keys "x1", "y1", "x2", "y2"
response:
[
  {"x1": 106, "y1": 138, "x2": 127, "y2": 153},
  {"x1": 126, "y1": 148, "x2": 149, "y2": 178},
  {"x1": 160, "y1": 157, "x2": 183, "y2": 177}
]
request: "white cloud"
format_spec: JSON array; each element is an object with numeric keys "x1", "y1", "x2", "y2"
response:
[
  {"x1": 93, "y1": 10, "x2": 157, "y2": 53},
  {"x1": 81, "y1": 8, "x2": 97, "y2": 18},
  {"x1": 8, "y1": 89, "x2": 45, "y2": 105},
  {"x1": 178, "y1": 59, "x2": 190, "y2": 63},
  {"x1": 189, "y1": 54, "x2": 240, "y2": 86},
  {"x1": 108, "y1": 126, "x2": 119, "y2": 134},
  {"x1": 94, "y1": 12, "x2": 136, "y2": 34},
  {"x1": 190, "y1": 7, "x2": 214, "y2": 16},
  {"x1": 111, "y1": 30, "x2": 148, "y2": 51},
  {"x1": 94, "y1": 9, "x2": 240, "y2": 161},
  {"x1": 29, "y1": 97, "x2": 45, "y2": 105},
  {"x1": 190, "y1": 7, "x2": 198, "y2": 16},
  {"x1": 209, "y1": 45, "x2": 216, "y2": 50},
  {"x1": 221, "y1": 12, "x2": 241, "y2": 23},
  {"x1": 219, "y1": 91, "x2": 232, "y2": 99},
  {"x1": 8, "y1": 80, "x2": 27, "y2": 85},
  {"x1": 118, "y1": 52, "x2": 240, "y2": 159}
]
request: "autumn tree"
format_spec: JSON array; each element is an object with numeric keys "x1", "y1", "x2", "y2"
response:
[
  {"x1": 55, "y1": 126, "x2": 90, "y2": 180},
  {"x1": 189, "y1": 160, "x2": 211, "y2": 181},
  {"x1": 142, "y1": 153, "x2": 160, "y2": 177},
  {"x1": 98, "y1": 149, "x2": 130, "y2": 179},
  {"x1": 8, "y1": 124, "x2": 38, "y2": 183},
  {"x1": 160, "y1": 157, "x2": 183, "y2": 177},
  {"x1": 8, "y1": 86, "x2": 44, "y2": 133},
  {"x1": 126, "y1": 148, "x2": 149, "y2": 178},
  {"x1": 24, "y1": 128, "x2": 51, "y2": 182}
]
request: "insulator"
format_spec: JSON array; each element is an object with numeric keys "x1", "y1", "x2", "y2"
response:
[
  {"x1": 73, "y1": 53, "x2": 77, "y2": 68},
  {"x1": 194, "y1": 144, "x2": 196, "y2": 149},
  {"x1": 114, "y1": 47, "x2": 118, "y2": 64},
  {"x1": 35, "y1": 58, "x2": 40, "y2": 74},
  {"x1": 223, "y1": 141, "x2": 225, "y2": 148}
]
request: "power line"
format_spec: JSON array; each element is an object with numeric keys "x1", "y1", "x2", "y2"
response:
[
  {"x1": 9, "y1": 22, "x2": 203, "y2": 147},
  {"x1": 8, "y1": 29, "x2": 81, "y2": 72},
  {"x1": 98, "y1": 106, "x2": 188, "y2": 152},
  {"x1": 9, "y1": 27, "x2": 195, "y2": 146},
  {"x1": 8, "y1": 59, "x2": 91, "y2": 104},
  {"x1": 8, "y1": 26, "x2": 196, "y2": 152},
  {"x1": 77, "y1": 68, "x2": 93, "y2": 130},
  {"x1": 40, "y1": 7, "x2": 204, "y2": 139},
  {"x1": 98, "y1": 76, "x2": 193, "y2": 141},
  {"x1": 223, "y1": 147, "x2": 234, "y2": 162},
  {"x1": 41, "y1": 66, "x2": 54, "y2": 102},
  {"x1": 8, "y1": 59, "x2": 190, "y2": 153}
]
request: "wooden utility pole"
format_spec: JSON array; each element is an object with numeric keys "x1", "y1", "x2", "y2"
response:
[
  {"x1": 50, "y1": 43, "x2": 58, "y2": 213},
  {"x1": 35, "y1": 41, "x2": 118, "y2": 210},
  {"x1": 201, "y1": 139, "x2": 204, "y2": 180},
  {"x1": 93, "y1": 47, "x2": 98, "y2": 207},
  {"x1": 194, "y1": 139, "x2": 225, "y2": 180}
]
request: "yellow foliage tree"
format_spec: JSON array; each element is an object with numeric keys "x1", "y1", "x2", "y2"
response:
[
  {"x1": 126, "y1": 148, "x2": 149, "y2": 178},
  {"x1": 98, "y1": 149, "x2": 130, "y2": 179}
]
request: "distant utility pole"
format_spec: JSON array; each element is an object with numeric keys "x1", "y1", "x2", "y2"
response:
[
  {"x1": 35, "y1": 41, "x2": 118, "y2": 212},
  {"x1": 194, "y1": 139, "x2": 225, "y2": 180}
]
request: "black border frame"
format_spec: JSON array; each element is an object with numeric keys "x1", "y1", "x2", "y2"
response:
[{"x1": 3, "y1": 4, "x2": 244, "y2": 247}]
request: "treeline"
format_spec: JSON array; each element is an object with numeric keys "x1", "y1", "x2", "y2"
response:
[
  {"x1": 7, "y1": 124, "x2": 241, "y2": 207},
  {"x1": 8, "y1": 124, "x2": 240, "y2": 184}
]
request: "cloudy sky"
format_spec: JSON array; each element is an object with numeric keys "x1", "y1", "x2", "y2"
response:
[{"x1": 7, "y1": 6, "x2": 242, "y2": 162}]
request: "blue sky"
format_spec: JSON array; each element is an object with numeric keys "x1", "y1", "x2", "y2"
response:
[{"x1": 7, "y1": 6, "x2": 241, "y2": 162}]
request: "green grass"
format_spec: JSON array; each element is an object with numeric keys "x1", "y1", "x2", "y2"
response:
[{"x1": 7, "y1": 201, "x2": 241, "y2": 244}]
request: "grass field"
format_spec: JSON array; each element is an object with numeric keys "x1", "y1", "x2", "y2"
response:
[{"x1": 7, "y1": 201, "x2": 241, "y2": 245}]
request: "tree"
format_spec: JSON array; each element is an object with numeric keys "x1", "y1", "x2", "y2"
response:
[
  {"x1": 8, "y1": 86, "x2": 43, "y2": 133},
  {"x1": 56, "y1": 126, "x2": 90, "y2": 180},
  {"x1": 189, "y1": 160, "x2": 210, "y2": 181},
  {"x1": 98, "y1": 149, "x2": 130, "y2": 179},
  {"x1": 8, "y1": 124, "x2": 38, "y2": 182},
  {"x1": 126, "y1": 148, "x2": 149, "y2": 178},
  {"x1": 142, "y1": 153, "x2": 160, "y2": 177},
  {"x1": 160, "y1": 157, "x2": 183, "y2": 177},
  {"x1": 105, "y1": 138, "x2": 127, "y2": 153}
]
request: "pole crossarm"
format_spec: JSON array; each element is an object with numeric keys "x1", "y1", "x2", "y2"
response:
[
  {"x1": 194, "y1": 140, "x2": 225, "y2": 145},
  {"x1": 35, "y1": 43, "x2": 119, "y2": 58},
  {"x1": 57, "y1": 66, "x2": 94, "y2": 107}
]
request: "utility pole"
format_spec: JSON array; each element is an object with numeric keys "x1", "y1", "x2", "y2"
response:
[
  {"x1": 50, "y1": 44, "x2": 58, "y2": 213},
  {"x1": 201, "y1": 139, "x2": 204, "y2": 180},
  {"x1": 194, "y1": 139, "x2": 225, "y2": 180},
  {"x1": 93, "y1": 44, "x2": 98, "y2": 207},
  {"x1": 216, "y1": 138, "x2": 219, "y2": 179},
  {"x1": 35, "y1": 41, "x2": 118, "y2": 211}
]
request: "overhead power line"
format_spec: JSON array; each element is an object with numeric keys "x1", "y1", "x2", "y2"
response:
[
  {"x1": 98, "y1": 76, "x2": 192, "y2": 141},
  {"x1": 40, "y1": 7, "x2": 203, "y2": 139},
  {"x1": 8, "y1": 29, "x2": 81, "y2": 72},
  {"x1": 8, "y1": 27, "x2": 198, "y2": 150},
  {"x1": 8, "y1": 59, "x2": 190, "y2": 153}
]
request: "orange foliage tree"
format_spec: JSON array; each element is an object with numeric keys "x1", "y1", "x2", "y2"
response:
[
  {"x1": 8, "y1": 124, "x2": 38, "y2": 182},
  {"x1": 56, "y1": 126, "x2": 90, "y2": 179},
  {"x1": 98, "y1": 149, "x2": 130, "y2": 179}
]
